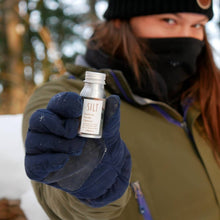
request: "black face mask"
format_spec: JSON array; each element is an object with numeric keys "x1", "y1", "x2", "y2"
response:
[{"x1": 140, "y1": 37, "x2": 205, "y2": 106}]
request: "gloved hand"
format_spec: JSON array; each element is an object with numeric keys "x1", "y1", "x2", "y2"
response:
[{"x1": 25, "y1": 92, "x2": 131, "y2": 207}]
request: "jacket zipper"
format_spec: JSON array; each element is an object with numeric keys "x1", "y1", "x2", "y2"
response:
[
  {"x1": 131, "y1": 181, "x2": 153, "y2": 220},
  {"x1": 150, "y1": 104, "x2": 194, "y2": 142}
]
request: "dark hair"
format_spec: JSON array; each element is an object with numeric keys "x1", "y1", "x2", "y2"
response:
[{"x1": 90, "y1": 20, "x2": 220, "y2": 163}]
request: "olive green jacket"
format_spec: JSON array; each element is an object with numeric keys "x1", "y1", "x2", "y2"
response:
[{"x1": 22, "y1": 65, "x2": 220, "y2": 220}]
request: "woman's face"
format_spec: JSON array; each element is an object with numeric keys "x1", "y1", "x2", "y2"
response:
[{"x1": 130, "y1": 13, "x2": 208, "y2": 41}]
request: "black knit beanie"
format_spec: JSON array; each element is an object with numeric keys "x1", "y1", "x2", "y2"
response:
[{"x1": 104, "y1": 0, "x2": 213, "y2": 20}]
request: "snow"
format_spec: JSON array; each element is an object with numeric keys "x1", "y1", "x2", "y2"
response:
[{"x1": 0, "y1": 114, "x2": 49, "y2": 220}]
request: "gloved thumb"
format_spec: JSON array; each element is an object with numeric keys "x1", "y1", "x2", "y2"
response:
[{"x1": 103, "y1": 95, "x2": 120, "y2": 140}]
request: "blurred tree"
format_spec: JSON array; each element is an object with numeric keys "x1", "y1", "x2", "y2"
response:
[
  {"x1": 0, "y1": 0, "x2": 107, "y2": 114},
  {"x1": 0, "y1": 0, "x2": 25, "y2": 114}
]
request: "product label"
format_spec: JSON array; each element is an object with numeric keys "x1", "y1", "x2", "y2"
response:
[{"x1": 80, "y1": 98, "x2": 104, "y2": 135}]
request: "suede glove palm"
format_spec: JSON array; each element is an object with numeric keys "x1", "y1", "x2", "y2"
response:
[{"x1": 25, "y1": 92, "x2": 131, "y2": 207}]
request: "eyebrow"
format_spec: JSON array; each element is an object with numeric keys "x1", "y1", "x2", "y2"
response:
[{"x1": 173, "y1": 13, "x2": 208, "y2": 22}]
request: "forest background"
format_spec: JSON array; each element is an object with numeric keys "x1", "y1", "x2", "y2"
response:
[{"x1": 0, "y1": 0, "x2": 220, "y2": 114}]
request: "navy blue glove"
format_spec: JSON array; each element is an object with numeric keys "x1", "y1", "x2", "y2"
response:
[{"x1": 25, "y1": 92, "x2": 131, "y2": 207}]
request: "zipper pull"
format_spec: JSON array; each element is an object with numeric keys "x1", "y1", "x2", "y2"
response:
[
  {"x1": 180, "y1": 121, "x2": 188, "y2": 133},
  {"x1": 131, "y1": 181, "x2": 153, "y2": 220},
  {"x1": 180, "y1": 121, "x2": 195, "y2": 143}
]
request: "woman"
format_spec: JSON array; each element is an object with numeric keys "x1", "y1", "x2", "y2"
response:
[{"x1": 22, "y1": 0, "x2": 220, "y2": 219}]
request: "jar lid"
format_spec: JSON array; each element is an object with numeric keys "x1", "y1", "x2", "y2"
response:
[{"x1": 84, "y1": 71, "x2": 106, "y2": 84}]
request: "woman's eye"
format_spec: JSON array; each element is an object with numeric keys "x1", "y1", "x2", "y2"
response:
[
  {"x1": 162, "y1": 18, "x2": 176, "y2": 25},
  {"x1": 193, "y1": 23, "x2": 203, "y2": 29}
]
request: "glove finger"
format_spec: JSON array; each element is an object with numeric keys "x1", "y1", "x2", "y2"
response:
[
  {"x1": 103, "y1": 95, "x2": 120, "y2": 139},
  {"x1": 25, "y1": 153, "x2": 69, "y2": 181},
  {"x1": 25, "y1": 131, "x2": 86, "y2": 155},
  {"x1": 29, "y1": 109, "x2": 80, "y2": 139},
  {"x1": 47, "y1": 92, "x2": 83, "y2": 118}
]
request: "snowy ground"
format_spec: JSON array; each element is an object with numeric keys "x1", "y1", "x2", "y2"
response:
[{"x1": 0, "y1": 114, "x2": 49, "y2": 220}]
